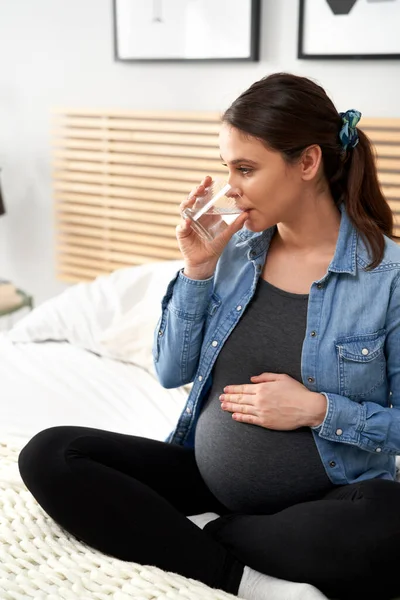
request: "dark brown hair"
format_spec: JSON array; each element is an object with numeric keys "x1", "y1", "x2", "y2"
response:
[{"x1": 222, "y1": 72, "x2": 397, "y2": 270}]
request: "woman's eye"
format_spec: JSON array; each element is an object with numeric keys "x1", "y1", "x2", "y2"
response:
[{"x1": 220, "y1": 163, "x2": 252, "y2": 176}]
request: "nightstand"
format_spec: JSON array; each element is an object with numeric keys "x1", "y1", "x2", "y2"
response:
[{"x1": 0, "y1": 289, "x2": 34, "y2": 330}]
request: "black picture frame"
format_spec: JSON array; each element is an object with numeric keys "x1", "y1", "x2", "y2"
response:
[
  {"x1": 113, "y1": 0, "x2": 261, "y2": 63},
  {"x1": 298, "y1": 0, "x2": 400, "y2": 60}
]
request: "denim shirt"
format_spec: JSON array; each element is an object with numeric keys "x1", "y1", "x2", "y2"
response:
[{"x1": 153, "y1": 205, "x2": 400, "y2": 486}]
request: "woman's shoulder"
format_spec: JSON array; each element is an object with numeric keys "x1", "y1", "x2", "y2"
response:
[
  {"x1": 380, "y1": 235, "x2": 400, "y2": 271},
  {"x1": 383, "y1": 235, "x2": 400, "y2": 262},
  {"x1": 357, "y1": 234, "x2": 400, "y2": 274}
]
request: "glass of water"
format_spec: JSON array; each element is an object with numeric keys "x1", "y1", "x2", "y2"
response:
[{"x1": 181, "y1": 179, "x2": 243, "y2": 242}]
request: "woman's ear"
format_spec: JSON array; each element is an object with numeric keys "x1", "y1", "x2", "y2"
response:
[{"x1": 300, "y1": 145, "x2": 322, "y2": 181}]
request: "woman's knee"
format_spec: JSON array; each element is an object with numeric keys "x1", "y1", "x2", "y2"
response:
[{"x1": 18, "y1": 425, "x2": 81, "y2": 489}]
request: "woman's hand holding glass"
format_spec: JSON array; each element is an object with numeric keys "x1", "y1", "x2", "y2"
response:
[
  {"x1": 177, "y1": 176, "x2": 249, "y2": 280},
  {"x1": 219, "y1": 372, "x2": 328, "y2": 430}
]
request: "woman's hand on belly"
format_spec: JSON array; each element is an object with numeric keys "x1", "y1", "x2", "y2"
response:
[{"x1": 219, "y1": 372, "x2": 327, "y2": 430}]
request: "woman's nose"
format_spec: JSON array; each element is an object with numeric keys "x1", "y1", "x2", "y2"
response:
[
  {"x1": 226, "y1": 183, "x2": 242, "y2": 200},
  {"x1": 226, "y1": 175, "x2": 241, "y2": 198}
]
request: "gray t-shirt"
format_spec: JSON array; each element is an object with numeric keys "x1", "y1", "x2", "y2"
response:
[{"x1": 195, "y1": 277, "x2": 334, "y2": 514}]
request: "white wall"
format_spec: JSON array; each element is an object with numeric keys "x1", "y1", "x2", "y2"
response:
[{"x1": 0, "y1": 0, "x2": 399, "y2": 305}]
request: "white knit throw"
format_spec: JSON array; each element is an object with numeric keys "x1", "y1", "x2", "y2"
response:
[{"x1": 0, "y1": 439, "x2": 237, "y2": 600}]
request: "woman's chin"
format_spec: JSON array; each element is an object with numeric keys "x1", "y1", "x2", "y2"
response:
[
  {"x1": 244, "y1": 212, "x2": 275, "y2": 233},
  {"x1": 243, "y1": 212, "x2": 254, "y2": 230},
  {"x1": 243, "y1": 216, "x2": 263, "y2": 232}
]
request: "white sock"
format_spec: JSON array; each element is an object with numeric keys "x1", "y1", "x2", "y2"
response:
[
  {"x1": 188, "y1": 519, "x2": 326, "y2": 599},
  {"x1": 238, "y1": 565, "x2": 326, "y2": 600},
  {"x1": 187, "y1": 512, "x2": 220, "y2": 530}
]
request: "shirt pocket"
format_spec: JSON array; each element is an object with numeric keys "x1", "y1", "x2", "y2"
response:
[{"x1": 335, "y1": 329, "x2": 386, "y2": 399}]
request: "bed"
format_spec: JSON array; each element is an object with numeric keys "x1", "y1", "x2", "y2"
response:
[{"x1": 0, "y1": 259, "x2": 340, "y2": 600}]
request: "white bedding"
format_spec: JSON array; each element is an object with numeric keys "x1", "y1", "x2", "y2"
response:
[
  {"x1": 0, "y1": 335, "x2": 186, "y2": 444},
  {"x1": 2, "y1": 260, "x2": 187, "y2": 444}
]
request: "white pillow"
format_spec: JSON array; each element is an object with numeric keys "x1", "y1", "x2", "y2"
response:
[{"x1": 9, "y1": 260, "x2": 184, "y2": 375}]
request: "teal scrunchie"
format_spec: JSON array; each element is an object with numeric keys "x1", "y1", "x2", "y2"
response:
[{"x1": 339, "y1": 109, "x2": 361, "y2": 151}]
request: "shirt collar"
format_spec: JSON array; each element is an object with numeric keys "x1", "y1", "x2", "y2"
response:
[{"x1": 235, "y1": 203, "x2": 358, "y2": 275}]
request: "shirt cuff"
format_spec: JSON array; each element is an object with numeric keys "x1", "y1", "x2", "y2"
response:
[{"x1": 316, "y1": 392, "x2": 363, "y2": 445}]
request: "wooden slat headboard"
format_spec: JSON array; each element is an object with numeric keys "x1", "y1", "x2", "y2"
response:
[
  {"x1": 53, "y1": 112, "x2": 400, "y2": 282},
  {"x1": 53, "y1": 110, "x2": 224, "y2": 282}
]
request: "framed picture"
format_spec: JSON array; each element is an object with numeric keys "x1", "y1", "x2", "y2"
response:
[
  {"x1": 113, "y1": 0, "x2": 261, "y2": 62},
  {"x1": 298, "y1": 0, "x2": 400, "y2": 59}
]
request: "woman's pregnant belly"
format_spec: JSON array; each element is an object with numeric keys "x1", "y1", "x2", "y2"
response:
[{"x1": 194, "y1": 391, "x2": 334, "y2": 514}]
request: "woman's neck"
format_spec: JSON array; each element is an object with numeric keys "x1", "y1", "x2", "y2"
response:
[{"x1": 275, "y1": 193, "x2": 341, "y2": 256}]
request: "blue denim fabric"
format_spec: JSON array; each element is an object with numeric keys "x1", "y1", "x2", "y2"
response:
[{"x1": 153, "y1": 205, "x2": 400, "y2": 485}]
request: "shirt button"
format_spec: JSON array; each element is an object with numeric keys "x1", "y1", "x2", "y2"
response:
[
  {"x1": 329, "y1": 461, "x2": 336, "y2": 468},
  {"x1": 317, "y1": 283, "x2": 323, "y2": 289},
  {"x1": 186, "y1": 408, "x2": 191, "y2": 415},
  {"x1": 250, "y1": 251, "x2": 256, "y2": 258},
  {"x1": 307, "y1": 377, "x2": 315, "y2": 383},
  {"x1": 236, "y1": 305, "x2": 242, "y2": 311},
  {"x1": 198, "y1": 375, "x2": 203, "y2": 382},
  {"x1": 310, "y1": 331, "x2": 317, "y2": 337},
  {"x1": 362, "y1": 348, "x2": 369, "y2": 356},
  {"x1": 158, "y1": 330, "x2": 163, "y2": 336},
  {"x1": 256, "y1": 264, "x2": 262, "y2": 271},
  {"x1": 376, "y1": 447, "x2": 382, "y2": 453},
  {"x1": 336, "y1": 428, "x2": 343, "y2": 436},
  {"x1": 211, "y1": 340, "x2": 218, "y2": 347}
]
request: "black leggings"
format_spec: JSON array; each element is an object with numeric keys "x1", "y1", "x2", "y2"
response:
[{"x1": 18, "y1": 426, "x2": 400, "y2": 600}]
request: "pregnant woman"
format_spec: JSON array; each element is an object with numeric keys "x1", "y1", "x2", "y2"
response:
[{"x1": 18, "y1": 73, "x2": 400, "y2": 600}]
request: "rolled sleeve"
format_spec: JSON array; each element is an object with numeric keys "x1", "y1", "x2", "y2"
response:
[
  {"x1": 153, "y1": 269, "x2": 214, "y2": 389},
  {"x1": 170, "y1": 269, "x2": 214, "y2": 319}
]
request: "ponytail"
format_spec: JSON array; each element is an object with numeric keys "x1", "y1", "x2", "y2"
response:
[{"x1": 343, "y1": 129, "x2": 399, "y2": 270}]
